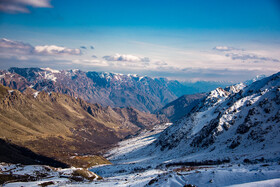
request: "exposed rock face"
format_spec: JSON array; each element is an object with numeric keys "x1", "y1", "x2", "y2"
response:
[
  {"x1": 155, "y1": 72, "x2": 280, "y2": 161},
  {"x1": 0, "y1": 83, "x2": 160, "y2": 165}
]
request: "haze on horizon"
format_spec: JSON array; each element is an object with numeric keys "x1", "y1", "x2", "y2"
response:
[{"x1": 0, "y1": 0, "x2": 280, "y2": 82}]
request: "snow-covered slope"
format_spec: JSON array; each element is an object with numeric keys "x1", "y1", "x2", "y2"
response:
[
  {"x1": 154, "y1": 72, "x2": 280, "y2": 162},
  {"x1": 89, "y1": 121, "x2": 280, "y2": 187}
]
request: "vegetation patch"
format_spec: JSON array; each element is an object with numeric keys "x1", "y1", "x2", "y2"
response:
[{"x1": 70, "y1": 155, "x2": 111, "y2": 168}]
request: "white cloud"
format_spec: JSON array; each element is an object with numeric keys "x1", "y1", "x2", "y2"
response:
[
  {"x1": 0, "y1": 38, "x2": 34, "y2": 53},
  {"x1": 0, "y1": 38, "x2": 81, "y2": 56},
  {"x1": 0, "y1": 0, "x2": 52, "y2": 13},
  {"x1": 35, "y1": 45, "x2": 81, "y2": 55},
  {"x1": 103, "y1": 53, "x2": 150, "y2": 62},
  {"x1": 213, "y1": 46, "x2": 243, "y2": 52}
]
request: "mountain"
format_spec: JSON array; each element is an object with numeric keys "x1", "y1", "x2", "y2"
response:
[
  {"x1": 1, "y1": 67, "x2": 235, "y2": 113},
  {"x1": 86, "y1": 72, "x2": 280, "y2": 186},
  {"x1": 155, "y1": 72, "x2": 280, "y2": 162},
  {"x1": 0, "y1": 83, "x2": 160, "y2": 166},
  {"x1": 156, "y1": 93, "x2": 207, "y2": 122},
  {"x1": 157, "y1": 76, "x2": 261, "y2": 122},
  {"x1": 2, "y1": 67, "x2": 177, "y2": 112}
]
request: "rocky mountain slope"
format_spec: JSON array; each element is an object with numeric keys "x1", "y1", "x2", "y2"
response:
[
  {"x1": 156, "y1": 93, "x2": 207, "y2": 122},
  {"x1": 84, "y1": 72, "x2": 280, "y2": 186},
  {"x1": 157, "y1": 76, "x2": 261, "y2": 123},
  {"x1": 155, "y1": 71, "x2": 280, "y2": 162},
  {"x1": 102, "y1": 72, "x2": 280, "y2": 167},
  {"x1": 0, "y1": 83, "x2": 160, "y2": 166}
]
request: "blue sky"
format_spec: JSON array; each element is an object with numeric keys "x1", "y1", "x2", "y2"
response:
[{"x1": 0, "y1": 0, "x2": 279, "y2": 82}]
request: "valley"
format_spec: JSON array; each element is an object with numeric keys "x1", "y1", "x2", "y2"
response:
[{"x1": 0, "y1": 68, "x2": 279, "y2": 186}]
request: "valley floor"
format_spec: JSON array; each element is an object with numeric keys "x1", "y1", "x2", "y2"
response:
[{"x1": 2, "y1": 123, "x2": 280, "y2": 186}]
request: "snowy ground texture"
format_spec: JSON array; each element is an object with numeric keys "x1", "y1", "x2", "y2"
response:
[
  {"x1": 2, "y1": 123, "x2": 280, "y2": 186},
  {"x1": 88, "y1": 124, "x2": 280, "y2": 187},
  {"x1": 0, "y1": 162, "x2": 100, "y2": 186}
]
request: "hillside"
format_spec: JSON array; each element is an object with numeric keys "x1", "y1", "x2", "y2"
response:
[
  {"x1": 152, "y1": 72, "x2": 280, "y2": 162},
  {"x1": 0, "y1": 83, "x2": 160, "y2": 166},
  {"x1": 156, "y1": 93, "x2": 207, "y2": 122}
]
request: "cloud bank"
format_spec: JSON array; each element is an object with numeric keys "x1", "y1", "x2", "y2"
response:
[
  {"x1": 213, "y1": 45, "x2": 280, "y2": 63},
  {"x1": 0, "y1": 0, "x2": 52, "y2": 13},
  {"x1": 226, "y1": 53, "x2": 280, "y2": 63}
]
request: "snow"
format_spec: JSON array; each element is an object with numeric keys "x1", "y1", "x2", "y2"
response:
[
  {"x1": 89, "y1": 122, "x2": 280, "y2": 186},
  {"x1": 105, "y1": 123, "x2": 172, "y2": 160},
  {"x1": 228, "y1": 178, "x2": 280, "y2": 187},
  {"x1": 0, "y1": 163, "x2": 99, "y2": 186},
  {"x1": 191, "y1": 105, "x2": 219, "y2": 135},
  {"x1": 4, "y1": 178, "x2": 70, "y2": 187},
  {"x1": 2, "y1": 119, "x2": 280, "y2": 186},
  {"x1": 33, "y1": 91, "x2": 39, "y2": 98},
  {"x1": 127, "y1": 74, "x2": 138, "y2": 77}
]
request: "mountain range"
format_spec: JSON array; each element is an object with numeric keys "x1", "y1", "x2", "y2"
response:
[{"x1": 1, "y1": 67, "x2": 234, "y2": 113}]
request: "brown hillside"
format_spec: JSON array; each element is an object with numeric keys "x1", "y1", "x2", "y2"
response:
[{"x1": 0, "y1": 84, "x2": 160, "y2": 166}]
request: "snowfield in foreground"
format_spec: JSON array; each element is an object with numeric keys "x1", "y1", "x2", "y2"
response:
[
  {"x1": 88, "y1": 123, "x2": 280, "y2": 187},
  {"x1": 2, "y1": 123, "x2": 280, "y2": 186}
]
